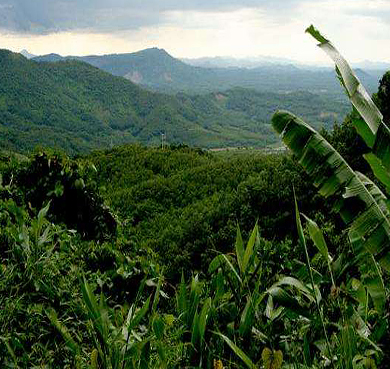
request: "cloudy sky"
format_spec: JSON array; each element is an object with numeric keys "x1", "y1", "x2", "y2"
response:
[{"x1": 0, "y1": 0, "x2": 389, "y2": 64}]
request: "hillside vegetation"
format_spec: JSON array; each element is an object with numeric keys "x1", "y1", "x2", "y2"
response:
[
  {"x1": 0, "y1": 49, "x2": 270, "y2": 153},
  {"x1": 1, "y1": 49, "x2": 350, "y2": 154}
]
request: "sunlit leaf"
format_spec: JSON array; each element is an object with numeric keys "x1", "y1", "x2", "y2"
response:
[{"x1": 262, "y1": 348, "x2": 283, "y2": 369}]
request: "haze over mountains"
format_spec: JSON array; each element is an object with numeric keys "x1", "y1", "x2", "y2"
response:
[
  {"x1": 182, "y1": 55, "x2": 390, "y2": 71},
  {"x1": 181, "y1": 55, "x2": 299, "y2": 69},
  {"x1": 32, "y1": 48, "x2": 384, "y2": 96}
]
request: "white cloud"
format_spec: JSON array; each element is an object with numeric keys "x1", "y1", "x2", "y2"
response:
[{"x1": 0, "y1": 0, "x2": 389, "y2": 63}]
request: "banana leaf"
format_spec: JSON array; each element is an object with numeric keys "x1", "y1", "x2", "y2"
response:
[
  {"x1": 306, "y1": 25, "x2": 390, "y2": 191},
  {"x1": 272, "y1": 111, "x2": 390, "y2": 271}
]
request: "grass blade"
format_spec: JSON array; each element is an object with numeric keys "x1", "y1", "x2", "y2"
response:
[{"x1": 213, "y1": 331, "x2": 258, "y2": 369}]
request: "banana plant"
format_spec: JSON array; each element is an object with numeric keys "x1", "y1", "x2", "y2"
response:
[
  {"x1": 270, "y1": 25, "x2": 389, "y2": 368},
  {"x1": 273, "y1": 25, "x2": 390, "y2": 272},
  {"x1": 272, "y1": 108, "x2": 390, "y2": 272},
  {"x1": 306, "y1": 25, "x2": 390, "y2": 192}
]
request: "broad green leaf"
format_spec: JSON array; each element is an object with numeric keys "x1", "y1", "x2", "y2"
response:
[
  {"x1": 156, "y1": 342, "x2": 167, "y2": 368},
  {"x1": 363, "y1": 153, "x2": 390, "y2": 193},
  {"x1": 191, "y1": 310, "x2": 199, "y2": 347},
  {"x1": 306, "y1": 25, "x2": 390, "y2": 191},
  {"x1": 341, "y1": 324, "x2": 357, "y2": 369},
  {"x1": 267, "y1": 286, "x2": 310, "y2": 318},
  {"x1": 242, "y1": 223, "x2": 259, "y2": 274},
  {"x1": 305, "y1": 25, "x2": 328, "y2": 44},
  {"x1": 208, "y1": 254, "x2": 226, "y2": 274},
  {"x1": 36, "y1": 200, "x2": 51, "y2": 239},
  {"x1": 349, "y1": 278, "x2": 368, "y2": 313},
  {"x1": 235, "y1": 224, "x2": 245, "y2": 273},
  {"x1": 272, "y1": 276, "x2": 314, "y2": 303},
  {"x1": 81, "y1": 277, "x2": 100, "y2": 323},
  {"x1": 306, "y1": 25, "x2": 382, "y2": 136},
  {"x1": 354, "y1": 117, "x2": 375, "y2": 148},
  {"x1": 239, "y1": 297, "x2": 255, "y2": 336},
  {"x1": 221, "y1": 254, "x2": 242, "y2": 285},
  {"x1": 90, "y1": 349, "x2": 98, "y2": 369},
  {"x1": 208, "y1": 253, "x2": 242, "y2": 285},
  {"x1": 188, "y1": 275, "x2": 201, "y2": 328},
  {"x1": 302, "y1": 215, "x2": 329, "y2": 262},
  {"x1": 1, "y1": 338, "x2": 18, "y2": 368},
  {"x1": 128, "y1": 295, "x2": 151, "y2": 332},
  {"x1": 151, "y1": 275, "x2": 162, "y2": 317},
  {"x1": 265, "y1": 295, "x2": 283, "y2": 321},
  {"x1": 152, "y1": 315, "x2": 165, "y2": 340},
  {"x1": 262, "y1": 348, "x2": 283, "y2": 369},
  {"x1": 80, "y1": 277, "x2": 110, "y2": 365},
  {"x1": 140, "y1": 340, "x2": 151, "y2": 369},
  {"x1": 302, "y1": 214, "x2": 335, "y2": 285},
  {"x1": 351, "y1": 311, "x2": 370, "y2": 339},
  {"x1": 365, "y1": 273, "x2": 386, "y2": 315},
  {"x1": 272, "y1": 110, "x2": 390, "y2": 271}
]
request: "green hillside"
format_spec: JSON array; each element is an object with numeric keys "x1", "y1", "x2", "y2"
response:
[
  {"x1": 0, "y1": 49, "x2": 274, "y2": 153},
  {"x1": 0, "y1": 49, "x2": 350, "y2": 154}
]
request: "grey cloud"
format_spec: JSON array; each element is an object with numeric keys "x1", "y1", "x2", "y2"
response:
[{"x1": 0, "y1": 0, "x2": 307, "y2": 34}]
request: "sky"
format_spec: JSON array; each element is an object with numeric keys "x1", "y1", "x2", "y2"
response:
[{"x1": 0, "y1": 0, "x2": 389, "y2": 64}]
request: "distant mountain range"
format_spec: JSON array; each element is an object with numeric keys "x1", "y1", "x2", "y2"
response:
[
  {"x1": 0, "y1": 49, "x2": 352, "y2": 154},
  {"x1": 32, "y1": 48, "x2": 385, "y2": 95},
  {"x1": 182, "y1": 55, "x2": 390, "y2": 71},
  {"x1": 181, "y1": 55, "x2": 299, "y2": 69}
]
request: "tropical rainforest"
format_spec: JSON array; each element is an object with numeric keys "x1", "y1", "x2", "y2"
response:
[{"x1": 1, "y1": 27, "x2": 390, "y2": 369}]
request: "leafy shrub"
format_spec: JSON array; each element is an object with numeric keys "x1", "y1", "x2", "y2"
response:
[{"x1": 15, "y1": 151, "x2": 116, "y2": 240}]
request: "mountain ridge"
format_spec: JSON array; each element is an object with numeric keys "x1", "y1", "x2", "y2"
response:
[
  {"x1": 32, "y1": 48, "x2": 384, "y2": 96},
  {"x1": 0, "y1": 49, "x2": 280, "y2": 153},
  {"x1": 1, "y1": 48, "x2": 353, "y2": 154}
]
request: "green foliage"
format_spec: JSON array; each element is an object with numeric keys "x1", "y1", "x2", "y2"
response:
[
  {"x1": 1, "y1": 49, "x2": 358, "y2": 155},
  {"x1": 88, "y1": 144, "x2": 327, "y2": 279},
  {"x1": 0, "y1": 200, "x2": 84, "y2": 367},
  {"x1": 273, "y1": 109, "x2": 390, "y2": 271},
  {"x1": 0, "y1": 49, "x2": 281, "y2": 153},
  {"x1": 321, "y1": 110, "x2": 371, "y2": 174},
  {"x1": 374, "y1": 71, "x2": 390, "y2": 125},
  {"x1": 12, "y1": 150, "x2": 116, "y2": 240},
  {"x1": 269, "y1": 25, "x2": 390, "y2": 369}
]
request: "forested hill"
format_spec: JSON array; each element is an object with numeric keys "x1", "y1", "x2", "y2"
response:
[
  {"x1": 0, "y1": 49, "x2": 276, "y2": 153},
  {"x1": 0, "y1": 49, "x2": 351, "y2": 154},
  {"x1": 33, "y1": 47, "x2": 381, "y2": 95}
]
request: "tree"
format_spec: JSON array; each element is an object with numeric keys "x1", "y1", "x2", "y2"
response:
[{"x1": 374, "y1": 71, "x2": 390, "y2": 124}]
